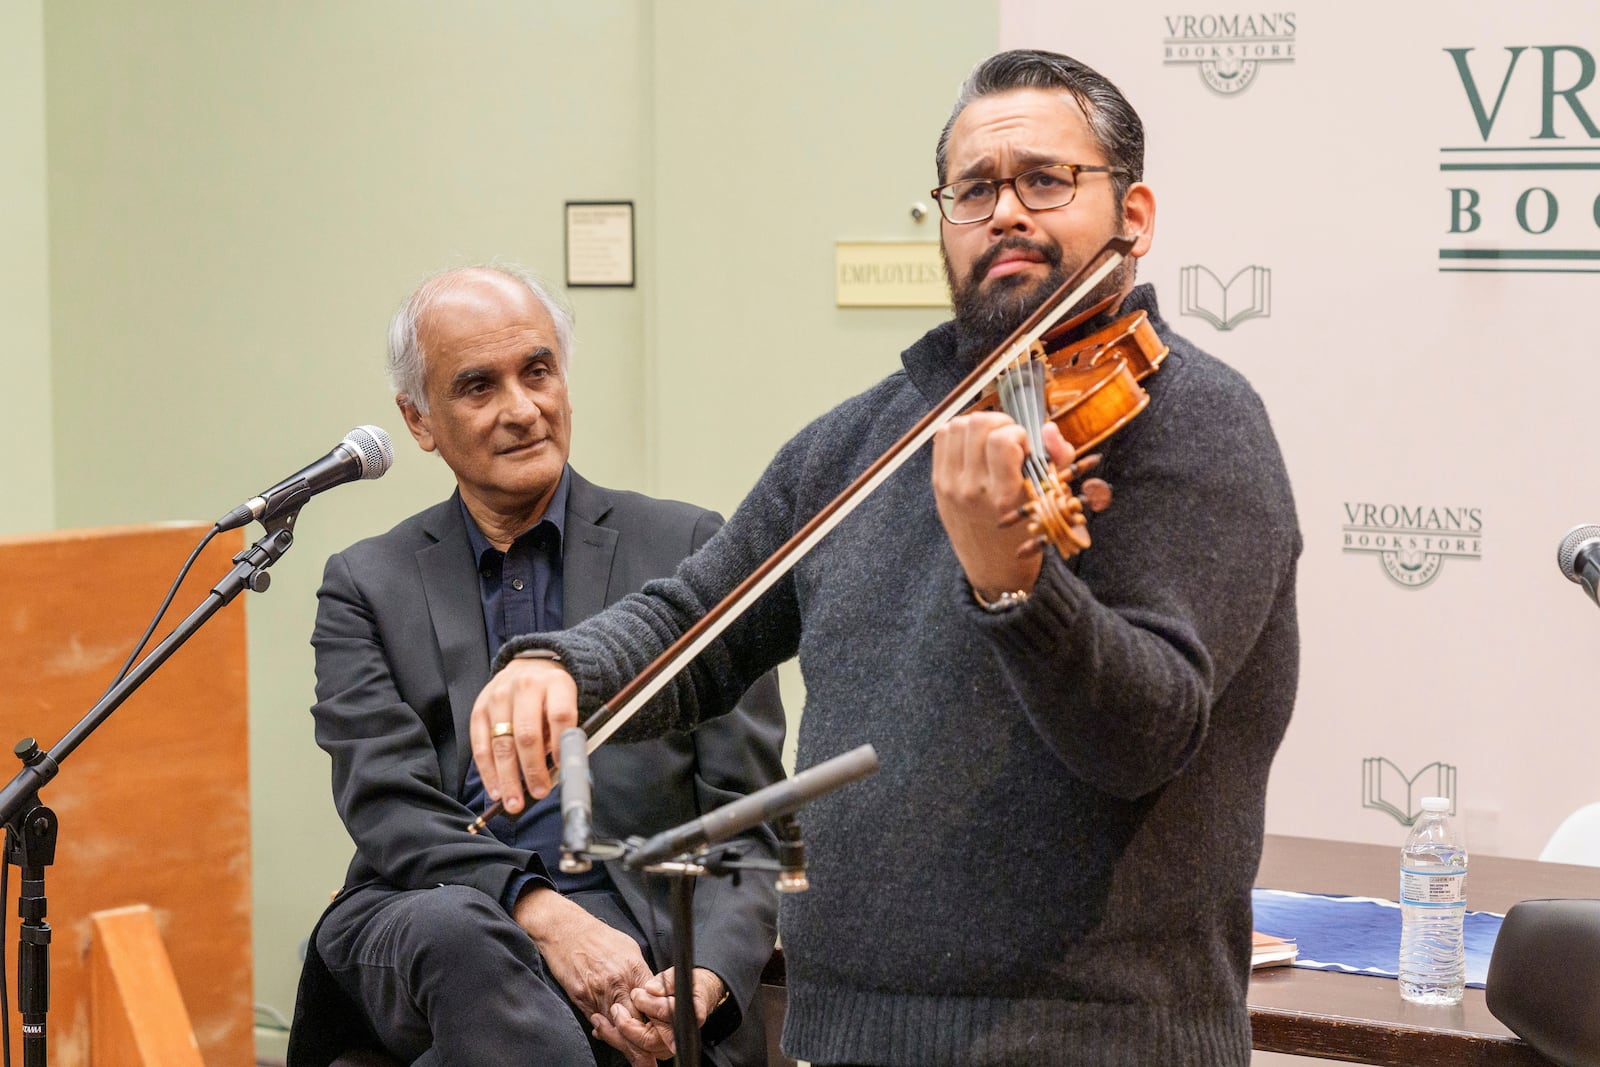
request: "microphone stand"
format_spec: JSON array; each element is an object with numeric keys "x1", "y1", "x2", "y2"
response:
[{"x1": 0, "y1": 513, "x2": 298, "y2": 1067}]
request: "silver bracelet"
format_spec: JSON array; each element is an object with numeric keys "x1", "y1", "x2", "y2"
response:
[{"x1": 511, "y1": 648, "x2": 563, "y2": 663}]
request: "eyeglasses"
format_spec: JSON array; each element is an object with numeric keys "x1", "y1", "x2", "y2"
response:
[{"x1": 930, "y1": 163, "x2": 1124, "y2": 225}]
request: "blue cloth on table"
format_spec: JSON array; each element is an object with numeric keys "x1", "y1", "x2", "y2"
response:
[{"x1": 1251, "y1": 887, "x2": 1504, "y2": 988}]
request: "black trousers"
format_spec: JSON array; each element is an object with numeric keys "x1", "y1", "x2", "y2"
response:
[{"x1": 316, "y1": 882, "x2": 649, "y2": 1067}]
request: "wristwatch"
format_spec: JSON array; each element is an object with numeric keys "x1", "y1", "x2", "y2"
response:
[{"x1": 971, "y1": 585, "x2": 1030, "y2": 613}]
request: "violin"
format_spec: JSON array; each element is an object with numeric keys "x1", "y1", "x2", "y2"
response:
[{"x1": 970, "y1": 290, "x2": 1168, "y2": 560}]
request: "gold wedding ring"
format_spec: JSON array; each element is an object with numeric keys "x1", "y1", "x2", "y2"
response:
[{"x1": 491, "y1": 721, "x2": 514, "y2": 739}]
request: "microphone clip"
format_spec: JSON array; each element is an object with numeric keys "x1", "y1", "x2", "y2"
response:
[
  {"x1": 221, "y1": 512, "x2": 300, "y2": 596},
  {"x1": 773, "y1": 814, "x2": 809, "y2": 894},
  {"x1": 620, "y1": 837, "x2": 786, "y2": 886},
  {"x1": 559, "y1": 836, "x2": 626, "y2": 874}
]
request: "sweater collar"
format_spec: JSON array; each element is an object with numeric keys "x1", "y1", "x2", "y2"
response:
[{"x1": 901, "y1": 283, "x2": 1163, "y2": 405}]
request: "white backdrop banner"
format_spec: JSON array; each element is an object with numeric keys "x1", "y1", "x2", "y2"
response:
[{"x1": 1002, "y1": 0, "x2": 1600, "y2": 858}]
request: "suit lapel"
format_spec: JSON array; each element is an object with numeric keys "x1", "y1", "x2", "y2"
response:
[
  {"x1": 417, "y1": 497, "x2": 491, "y2": 792},
  {"x1": 562, "y1": 470, "x2": 618, "y2": 626}
]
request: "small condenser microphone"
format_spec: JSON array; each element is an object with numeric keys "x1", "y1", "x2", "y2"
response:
[
  {"x1": 559, "y1": 728, "x2": 594, "y2": 873},
  {"x1": 625, "y1": 744, "x2": 879, "y2": 869}
]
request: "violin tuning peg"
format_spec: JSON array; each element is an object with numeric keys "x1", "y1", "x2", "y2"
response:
[
  {"x1": 1014, "y1": 536, "x2": 1048, "y2": 560},
  {"x1": 1078, "y1": 478, "x2": 1112, "y2": 513},
  {"x1": 998, "y1": 505, "x2": 1029, "y2": 530}
]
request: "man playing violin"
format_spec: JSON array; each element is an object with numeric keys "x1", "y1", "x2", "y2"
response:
[{"x1": 472, "y1": 50, "x2": 1301, "y2": 1067}]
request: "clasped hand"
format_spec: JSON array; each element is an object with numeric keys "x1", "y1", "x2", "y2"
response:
[{"x1": 516, "y1": 888, "x2": 724, "y2": 1065}]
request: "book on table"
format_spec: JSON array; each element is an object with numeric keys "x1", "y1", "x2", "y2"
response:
[{"x1": 1252, "y1": 931, "x2": 1298, "y2": 969}]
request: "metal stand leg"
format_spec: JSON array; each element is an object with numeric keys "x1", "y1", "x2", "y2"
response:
[{"x1": 669, "y1": 874, "x2": 699, "y2": 1066}]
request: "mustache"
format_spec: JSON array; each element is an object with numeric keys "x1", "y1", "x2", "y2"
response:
[{"x1": 969, "y1": 236, "x2": 1063, "y2": 282}]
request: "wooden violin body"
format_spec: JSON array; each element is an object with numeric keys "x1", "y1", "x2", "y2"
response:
[
  {"x1": 972, "y1": 301, "x2": 1170, "y2": 560},
  {"x1": 973, "y1": 306, "x2": 1168, "y2": 451}
]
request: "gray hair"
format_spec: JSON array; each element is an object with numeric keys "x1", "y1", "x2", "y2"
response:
[
  {"x1": 935, "y1": 49, "x2": 1145, "y2": 203},
  {"x1": 387, "y1": 264, "x2": 575, "y2": 413}
]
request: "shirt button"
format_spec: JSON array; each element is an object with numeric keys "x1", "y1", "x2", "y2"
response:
[{"x1": 511, "y1": 578, "x2": 524, "y2": 591}]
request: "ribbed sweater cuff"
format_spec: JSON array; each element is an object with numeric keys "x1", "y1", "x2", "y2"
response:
[
  {"x1": 965, "y1": 556, "x2": 1089, "y2": 658},
  {"x1": 494, "y1": 632, "x2": 609, "y2": 694},
  {"x1": 494, "y1": 632, "x2": 681, "y2": 744}
]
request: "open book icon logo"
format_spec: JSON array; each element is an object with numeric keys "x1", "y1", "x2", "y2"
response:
[
  {"x1": 1362, "y1": 758, "x2": 1457, "y2": 826},
  {"x1": 1178, "y1": 265, "x2": 1272, "y2": 331}
]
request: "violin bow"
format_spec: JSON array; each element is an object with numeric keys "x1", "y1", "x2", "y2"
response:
[{"x1": 468, "y1": 235, "x2": 1133, "y2": 832}]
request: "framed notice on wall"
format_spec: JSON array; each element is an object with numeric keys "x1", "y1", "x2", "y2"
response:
[{"x1": 565, "y1": 201, "x2": 635, "y2": 287}]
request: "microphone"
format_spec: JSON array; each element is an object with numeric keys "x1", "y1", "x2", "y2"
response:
[
  {"x1": 1557, "y1": 524, "x2": 1600, "y2": 606},
  {"x1": 216, "y1": 426, "x2": 393, "y2": 531},
  {"x1": 558, "y1": 728, "x2": 593, "y2": 873},
  {"x1": 625, "y1": 744, "x2": 879, "y2": 869}
]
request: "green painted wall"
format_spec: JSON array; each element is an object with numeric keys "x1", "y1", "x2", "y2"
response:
[
  {"x1": 1, "y1": 0, "x2": 53, "y2": 535},
  {"x1": 36, "y1": 0, "x2": 996, "y2": 1052},
  {"x1": 650, "y1": 5, "x2": 995, "y2": 513}
]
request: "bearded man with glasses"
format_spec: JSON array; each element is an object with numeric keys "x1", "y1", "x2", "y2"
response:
[{"x1": 470, "y1": 49, "x2": 1302, "y2": 1067}]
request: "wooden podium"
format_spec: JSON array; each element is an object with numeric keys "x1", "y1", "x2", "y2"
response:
[{"x1": 0, "y1": 523, "x2": 253, "y2": 1066}]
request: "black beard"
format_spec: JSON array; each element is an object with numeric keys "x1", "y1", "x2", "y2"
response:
[
  {"x1": 947, "y1": 238, "x2": 1067, "y2": 365},
  {"x1": 946, "y1": 237, "x2": 1132, "y2": 366}
]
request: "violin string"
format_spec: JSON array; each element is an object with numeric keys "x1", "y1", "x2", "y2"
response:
[
  {"x1": 1026, "y1": 361, "x2": 1052, "y2": 484},
  {"x1": 1000, "y1": 357, "x2": 1076, "y2": 549},
  {"x1": 1016, "y1": 359, "x2": 1051, "y2": 489},
  {"x1": 998, "y1": 364, "x2": 1046, "y2": 497},
  {"x1": 1024, "y1": 362, "x2": 1061, "y2": 548},
  {"x1": 1028, "y1": 370, "x2": 1053, "y2": 497}
]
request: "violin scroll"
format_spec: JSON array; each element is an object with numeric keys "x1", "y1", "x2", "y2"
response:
[{"x1": 1000, "y1": 452, "x2": 1113, "y2": 560}]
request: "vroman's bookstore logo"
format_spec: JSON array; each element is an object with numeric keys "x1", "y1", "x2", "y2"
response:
[
  {"x1": 1441, "y1": 45, "x2": 1600, "y2": 274},
  {"x1": 1342, "y1": 503, "x2": 1483, "y2": 589},
  {"x1": 1162, "y1": 12, "x2": 1296, "y2": 96}
]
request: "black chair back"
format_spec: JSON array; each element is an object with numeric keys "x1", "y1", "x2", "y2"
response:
[{"x1": 1486, "y1": 898, "x2": 1600, "y2": 1067}]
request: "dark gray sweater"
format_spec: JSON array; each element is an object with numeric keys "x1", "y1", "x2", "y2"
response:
[{"x1": 501, "y1": 286, "x2": 1301, "y2": 1066}]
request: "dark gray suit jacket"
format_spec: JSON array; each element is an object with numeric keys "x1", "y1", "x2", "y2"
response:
[{"x1": 288, "y1": 470, "x2": 785, "y2": 1066}]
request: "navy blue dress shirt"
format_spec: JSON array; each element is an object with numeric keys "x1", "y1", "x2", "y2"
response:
[{"x1": 456, "y1": 469, "x2": 613, "y2": 906}]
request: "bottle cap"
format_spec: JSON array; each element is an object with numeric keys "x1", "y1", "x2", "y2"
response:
[{"x1": 1420, "y1": 796, "x2": 1451, "y2": 812}]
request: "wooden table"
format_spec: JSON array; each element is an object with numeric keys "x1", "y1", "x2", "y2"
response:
[{"x1": 1251, "y1": 833, "x2": 1600, "y2": 1065}]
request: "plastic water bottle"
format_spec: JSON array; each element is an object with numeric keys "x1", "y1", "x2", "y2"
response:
[{"x1": 1398, "y1": 796, "x2": 1468, "y2": 1004}]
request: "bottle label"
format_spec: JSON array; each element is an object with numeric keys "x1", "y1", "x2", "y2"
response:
[{"x1": 1400, "y1": 869, "x2": 1465, "y2": 905}]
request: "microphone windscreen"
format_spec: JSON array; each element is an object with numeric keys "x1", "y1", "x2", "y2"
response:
[
  {"x1": 560, "y1": 728, "x2": 590, "y2": 814},
  {"x1": 1556, "y1": 524, "x2": 1600, "y2": 582},
  {"x1": 345, "y1": 425, "x2": 394, "y2": 480}
]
